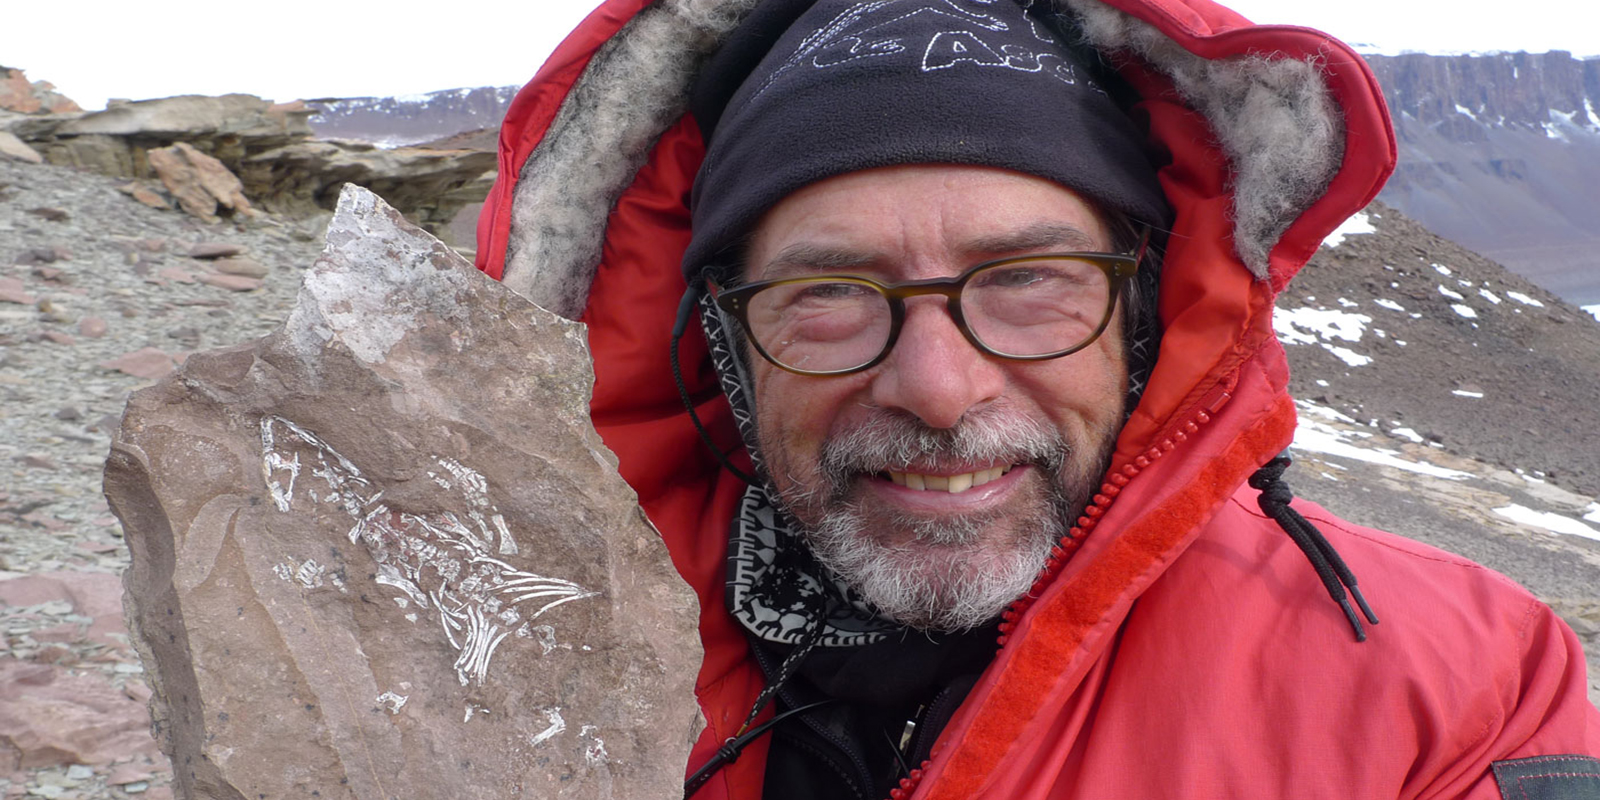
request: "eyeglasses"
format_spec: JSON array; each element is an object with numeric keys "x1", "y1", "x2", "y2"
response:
[{"x1": 712, "y1": 229, "x2": 1148, "y2": 376}]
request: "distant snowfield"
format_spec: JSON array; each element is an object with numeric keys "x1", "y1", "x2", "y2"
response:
[{"x1": 1584, "y1": 304, "x2": 1600, "y2": 323}]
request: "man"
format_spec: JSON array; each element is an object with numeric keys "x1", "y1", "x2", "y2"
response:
[{"x1": 476, "y1": 0, "x2": 1600, "y2": 797}]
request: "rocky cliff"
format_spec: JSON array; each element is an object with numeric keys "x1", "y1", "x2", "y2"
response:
[{"x1": 1364, "y1": 52, "x2": 1600, "y2": 305}]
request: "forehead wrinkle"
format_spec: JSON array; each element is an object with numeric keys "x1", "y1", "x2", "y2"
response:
[
  {"x1": 960, "y1": 221, "x2": 1101, "y2": 258},
  {"x1": 754, "y1": 242, "x2": 882, "y2": 280}
]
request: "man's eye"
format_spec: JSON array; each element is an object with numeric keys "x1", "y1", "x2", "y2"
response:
[
  {"x1": 979, "y1": 267, "x2": 1047, "y2": 288},
  {"x1": 797, "y1": 281, "x2": 874, "y2": 300},
  {"x1": 975, "y1": 262, "x2": 1097, "y2": 290}
]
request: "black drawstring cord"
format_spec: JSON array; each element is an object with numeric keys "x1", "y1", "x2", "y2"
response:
[
  {"x1": 682, "y1": 698, "x2": 839, "y2": 798},
  {"x1": 672, "y1": 282, "x2": 758, "y2": 487},
  {"x1": 682, "y1": 605, "x2": 832, "y2": 798},
  {"x1": 1249, "y1": 450, "x2": 1380, "y2": 642}
]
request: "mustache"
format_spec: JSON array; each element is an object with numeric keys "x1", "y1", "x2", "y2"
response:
[{"x1": 818, "y1": 406, "x2": 1067, "y2": 483}]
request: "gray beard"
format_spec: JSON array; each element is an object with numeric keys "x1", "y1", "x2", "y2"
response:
[{"x1": 774, "y1": 405, "x2": 1108, "y2": 632}]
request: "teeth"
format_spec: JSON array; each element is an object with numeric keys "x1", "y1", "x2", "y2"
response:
[{"x1": 886, "y1": 467, "x2": 1012, "y2": 493}]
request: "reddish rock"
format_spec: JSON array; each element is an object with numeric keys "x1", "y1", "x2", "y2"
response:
[
  {"x1": 98, "y1": 348, "x2": 176, "y2": 380},
  {"x1": 145, "y1": 142, "x2": 253, "y2": 223},
  {"x1": 38, "y1": 331, "x2": 75, "y2": 346},
  {"x1": 0, "y1": 660, "x2": 163, "y2": 771},
  {"x1": 116, "y1": 184, "x2": 169, "y2": 210},
  {"x1": 78, "y1": 317, "x2": 108, "y2": 338},
  {"x1": 0, "y1": 277, "x2": 34, "y2": 306},
  {"x1": 32, "y1": 267, "x2": 65, "y2": 282},
  {"x1": 0, "y1": 67, "x2": 81, "y2": 114},
  {"x1": 108, "y1": 763, "x2": 154, "y2": 786},
  {"x1": 14, "y1": 453, "x2": 58, "y2": 470},
  {"x1": 153, "y1": 266, "x2": 194, "y2": 284},
  {"x1": 196, "y1": 273, "x2": 260, "y2": 292},
  {"x1": 210, "y1": 256, "x2": 267, "y2": 278},
  {"x1": 186, "y1": 242, "x2": 244, "y2": 259},
  {"x1": 0, "y1": 572, "x2": 127, "y2": 649}
]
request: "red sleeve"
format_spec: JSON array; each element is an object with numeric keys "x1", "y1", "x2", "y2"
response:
[{"x1": 1428, "y1": 598, "x2": 1600, "y2": 799}]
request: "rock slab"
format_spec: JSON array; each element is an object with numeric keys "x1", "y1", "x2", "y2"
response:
[{"x1": 104, "y1": 185, "x2": 703, "y2": 799}]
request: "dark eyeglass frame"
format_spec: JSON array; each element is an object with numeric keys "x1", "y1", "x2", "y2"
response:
[{"x1": 711, "y1": 228, "x2": 1149, "y2": 376}]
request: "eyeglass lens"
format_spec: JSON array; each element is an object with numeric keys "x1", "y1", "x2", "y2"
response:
[{"x1": 743, "y1": 258, "x2": 1112, "y2": 373}]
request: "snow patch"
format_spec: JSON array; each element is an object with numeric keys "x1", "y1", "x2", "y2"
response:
[
  {"x1": 1452, "y1": 389, "x2": 1485, "y2": 399},
  {"x1": 1431, "y1": 263, "x2": 1453, "y2": 277},
  {"x1": 1374, "y1": 298, "x2": 1405, "y2": 312},
  {"x1": 1584, "y1": 503, "x2": 1600, "y2": 524},
  {"x1": 1322, "y1": 211, "x2": 1375, "y2": 248},
  {"x1": 1506, "y1": 291, "x2": 1545, "y2": 308},
  {"x1": 1292, "y1": 411, "x2": 1471, "y2": 481},
  {"x1": 1493, "y1": 504, "x2": 1600, "y2": 542},
  {"x1": 1451, "y1": 304, "x2": 1478, "y2": 319},
  {"x1": 1583, "y1": 304, "x2": 1600, "y2": 323},
  {"x1": 1274, "y1": 307, "x2": 1375, "y2": 367},
  {"x1": 1389, "y1": 427, "x2": 1424, "y2": 444},
  {"x1": 1438, "y1": 285, "x2": 1465, "y2": 301},
  {"x1": 1478, "y1": 288, "x2": 1501, "y2": 305}
]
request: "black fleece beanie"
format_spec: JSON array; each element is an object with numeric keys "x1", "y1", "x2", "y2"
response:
[{"x1": 684, "y1": 0, "x2": 1171, "y2": 277}]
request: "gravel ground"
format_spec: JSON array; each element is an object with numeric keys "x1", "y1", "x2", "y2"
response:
[{"x1": 1, "y1": 157, "x2": 328, "y2": 799}]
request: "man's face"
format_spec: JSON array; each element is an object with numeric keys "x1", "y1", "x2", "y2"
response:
[{"x1": 741, "y1": 164, "x2": 1130, "y2": 631}]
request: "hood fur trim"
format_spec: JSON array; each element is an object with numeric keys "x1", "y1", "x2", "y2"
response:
[{"x1": 503, "y1": 0, "x2": 1344, "y2": 318}]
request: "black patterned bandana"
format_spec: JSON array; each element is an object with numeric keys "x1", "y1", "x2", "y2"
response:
[{"x1": 726, "y1": 483, "x2": 901, "y2": 646}]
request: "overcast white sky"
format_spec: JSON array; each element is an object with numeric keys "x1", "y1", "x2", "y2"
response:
[{"x1": 5, "y1": 1, "x2": 1597, "y2": 112}]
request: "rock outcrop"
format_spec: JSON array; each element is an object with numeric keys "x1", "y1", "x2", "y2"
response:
[
  {"x1": 0, "y1": 66, "x2": 81, "y2": 115},
  {"x1": 103, "y1": 185, "x2": 702, "y2": 799},
  {"x1": 3, "y1": 94, "x2": 492, "y2": 244}
]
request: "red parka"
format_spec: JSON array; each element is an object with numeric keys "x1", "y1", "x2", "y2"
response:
[{"x1": 475, "y1": 0, "x2": 1600, "y2": 797}]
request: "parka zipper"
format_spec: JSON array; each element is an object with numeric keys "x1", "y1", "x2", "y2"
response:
[{"x1": 886, "y1": 386, "x2": 1233, "y2": 800}]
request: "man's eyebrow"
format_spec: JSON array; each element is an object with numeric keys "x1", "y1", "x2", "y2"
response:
[
  {"x1": 753, "y1": 243, "x2": 880, "y2": 280},
  {"x1": 963, "y1": 221, "x2": 1101, "y2": 256}
]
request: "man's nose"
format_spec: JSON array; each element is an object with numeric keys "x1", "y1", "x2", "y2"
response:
[{"x1": 867, "y1": 299, "x2": 1005, "y2": 429}]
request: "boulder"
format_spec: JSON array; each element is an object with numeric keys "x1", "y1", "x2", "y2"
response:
[
  {"x1": 104, "y1": 185, "x2": 702, "y2": 800},
  {"x1": 146, "y1": 142, "x2": 253, "y2": 222},
  {"x1": 0, "y1": 130, "x2": 42, "y2": 163},
  {"x1": 0, "y1": 661, "x2": 162, "y2": 771},
  {"x1": 0, "y1": 67, "x2": 81, "y2": 114}
]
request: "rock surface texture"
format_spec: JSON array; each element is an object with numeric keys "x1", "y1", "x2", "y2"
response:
[{"x1": 103, "y1": 186, "x2": 702, "y2": 799}]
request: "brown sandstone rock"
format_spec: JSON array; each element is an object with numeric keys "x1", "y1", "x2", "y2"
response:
[
  {"x1": 146, "y1": 142, "x2": 253, "y2": 222},
  {"x1": 185, "y1": 243, "x2": 244, "y2": 260},
  {"x1": 0, "y1": 67, "x2": 81, "y2": 114},
  {"x1": 98, "y1": 348, "x2": 177, "y2": 380},
  {"x1": 78, "y1": 317, "x2": 108, "y2": 338},
  {"x1": 195, "y1": 273, "x2": 260, "y2": 292},
  {"x1": 105, "y1": 185, "x2": 702, "y2": 800},
  {"x1": 116, "y1": 183, "x2": 170, "y2": 210},
  {"x1": 0, "y1": 660, "x2": 162, "y2": 771},
  {"x1": 0, "y1": 131, "x2": 41, "y2": 164},
  {"x1": 209, "y1": 256, "x2": 267, "y2": 278}
]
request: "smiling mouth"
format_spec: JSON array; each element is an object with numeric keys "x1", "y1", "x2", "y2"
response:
[{"x1": 881, "y1": 466, "x2": 1014, "y2": 493}]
